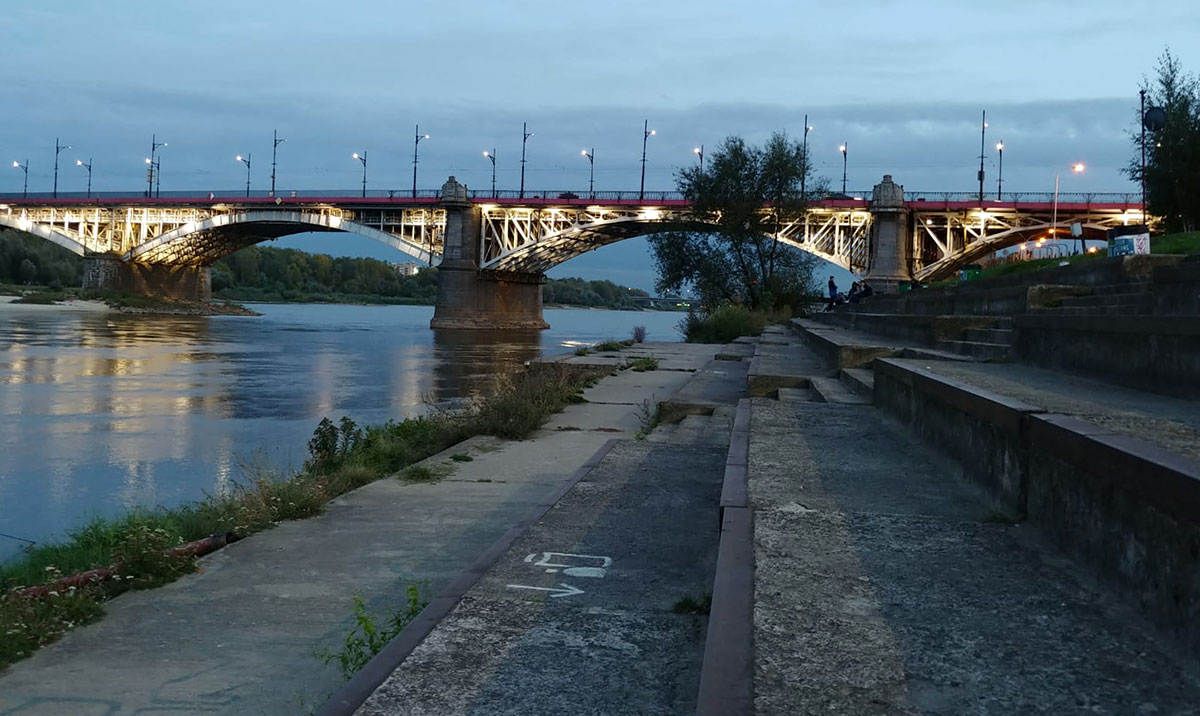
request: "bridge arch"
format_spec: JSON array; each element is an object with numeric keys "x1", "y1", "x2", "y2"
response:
[
  {"x1": 914, "y1": 219, "x2": 1114, "y2": 281},
  {"x1": 0, "y1": 214, "x2": 87, "y2": 256},
  {"x1": 125, "y1": 210, "x2": 437, "y2": 265}
]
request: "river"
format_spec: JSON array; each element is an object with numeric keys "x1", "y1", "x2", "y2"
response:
[{"x1": 0, "y1": 304, "x2": 684, "y2": 562}]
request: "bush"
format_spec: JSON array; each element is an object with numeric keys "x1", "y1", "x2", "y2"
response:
[
  {"x1": 631, "y1": 325, "x2": 647, "y2": 343},
  {"x1": 679, "y1": 304, "x2": 791, "y2": 343}
]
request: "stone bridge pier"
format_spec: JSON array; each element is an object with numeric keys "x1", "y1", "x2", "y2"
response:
[
  {"x1": 430, "y1": 177, "x2": 549, "y2": 330},
  {"x1": 82, "y1": 255, "x2": 212, "y2": 301}
]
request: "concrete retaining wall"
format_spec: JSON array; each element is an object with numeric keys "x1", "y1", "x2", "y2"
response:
[
  {"x1": 1014, "y1": 314, "x2": 1200, "y2": 398},
  {"x1": 872, "y1": 358, "x2": 1200, "y2": 658}
]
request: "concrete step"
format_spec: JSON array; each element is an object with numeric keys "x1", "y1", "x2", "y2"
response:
[
  {"x1": 1059, "y1": 293, "x2": 1152, "y2": 308},
  {"x1": 810, "y1": 376, "x2": 871, "y2": 404},
  {"x1": 962, "y1": 327, "x2": 1015, "y2": 344},
  {"x1": 1091, "y1": 281, "x2": 1153, "y2": 296},
  {"x1": 778, "y1": 387, "x2": 817, "y2": 402},
  {"x1": 838, "y1": 368, "x2": 875, "y2": 401},
  {"x1": 1031, "y1": 305, "x2": 1154, "y2": 316},
  {"x1": 989, "y1": 316, "x2": 1015, "y2": 329},
  {"x1": 645, "y1": 422, "x2": 677, "y2": 442},
  {"x1": 935, "y1": 339, "x2": 1012, "y2": 361},
  {"x1": 700, "y1": 406, "x2": 735, "y2": 446},
  {"x1": 898, "y1": 347, "x2": 977, "y2": 362}
]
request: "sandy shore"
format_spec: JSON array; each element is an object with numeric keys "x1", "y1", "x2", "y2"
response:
[{"x1": 0, "y1": 295, "x2": 110, "y2": 312}]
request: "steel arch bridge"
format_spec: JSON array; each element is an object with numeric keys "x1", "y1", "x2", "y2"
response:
[{"x1": 0, "y1": 190, "x2": 1146, "y2": 279}]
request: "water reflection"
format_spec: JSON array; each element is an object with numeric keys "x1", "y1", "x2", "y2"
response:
[{"x1": 0, "y1": 304, "x2": 683, "y2": 561}]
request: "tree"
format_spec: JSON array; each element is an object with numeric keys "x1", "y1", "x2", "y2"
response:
[
  {"x1": 1127, "y1": 49, "x2": 1200, "y2": 233},
  {"x1": 649, "y1": 132, "x2": 822, "y2": 310},
  {"x1": 18, "y1": 258, "x2": 37, "y2": 284}
]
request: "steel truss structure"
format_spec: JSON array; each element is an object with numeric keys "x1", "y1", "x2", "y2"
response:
[{"x1": 477, "y1": 203, "x2": 871, "y2": 273}]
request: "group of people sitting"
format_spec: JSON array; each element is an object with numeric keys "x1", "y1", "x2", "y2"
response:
[{"x1": 823, "y1": 276, "x2": 874, "y2": 312}]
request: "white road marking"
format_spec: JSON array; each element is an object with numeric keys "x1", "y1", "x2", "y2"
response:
[{"x1": 506, "y1": 583, "x2": 585, "y2": 598}]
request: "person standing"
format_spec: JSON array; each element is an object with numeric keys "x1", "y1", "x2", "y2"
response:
[{"x1": 827, "y1": 275, "x2": 838, "y2": 311}]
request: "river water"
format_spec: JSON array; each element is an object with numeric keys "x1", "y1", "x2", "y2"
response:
[{"x1": 0, "y1": 304, "x2": 684, "y2": 562}]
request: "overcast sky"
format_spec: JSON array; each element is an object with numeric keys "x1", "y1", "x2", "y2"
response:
[{"x1": 3, "y1": 0, "x2": 1196, "y2": 289}]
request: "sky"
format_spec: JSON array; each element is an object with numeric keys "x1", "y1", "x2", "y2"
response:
[{"x1": 3, "y1": 0, "x2": 1197, "y2": 291}]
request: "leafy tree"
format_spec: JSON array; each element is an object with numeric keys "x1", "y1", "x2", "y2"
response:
[
  {"x1": 649, "y1": 132, "x2": 822, "y2": 310},
  {"x1": 1127, "y1": 49, "x2": 1200, "y2": 232}
]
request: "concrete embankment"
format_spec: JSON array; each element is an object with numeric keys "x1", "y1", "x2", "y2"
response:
[{"x1": 0, "y1": 342, "x2": 717, "y2": 715}]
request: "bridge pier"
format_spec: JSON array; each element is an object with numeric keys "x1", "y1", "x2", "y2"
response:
[
  {"x1": 430, "y1": 177, "x2": 549, "y2": 330},
  {"x1": 864, "y1": 175, "x2": 913, "y2": 292},
  {"x1": 82, "y1": 254, "x2": 212, "y2": 301}
]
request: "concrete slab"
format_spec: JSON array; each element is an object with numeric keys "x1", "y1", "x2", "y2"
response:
[
  {"x1": 750, "y1": 398, "x2": 1200, "y2": 715},
  {"x1": 355, "y1": 440, "x2": 727, "y2": 716}
]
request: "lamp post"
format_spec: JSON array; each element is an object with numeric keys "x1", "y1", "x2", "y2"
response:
[
  {"x1": 12, "y1": 160, "x2": 28, "y2": 198},
  {"x1": 520, "y1": 123, "x2": 532, "y2": 199},
  {"x1": 1139, "y1": 88, "x2": 1147, "y2": 212},
  {"x1": 236, "y1": 154, "x2": 252, "y2": 197},
  {"x1": 76, "y1": 158, "x2": 92, "y2": 198},
  {"x1": 639, "y1": 119, "x2": 655, "y2": 200},
  {"x1": 693, "y1": 145, "x2": 704, "y2": 172},
  {"x1": 1051, "y1": 162, "x2": 1085, "y2": 254},
  {"x1": 271, "y1": 129, "x2": 285, "y2": 197},
  {"x1": 581, "y1": 148, "x2": 594, "y2": 199},
  {"x1": 996, "y1": 141, "x2": 1004, "y2": 200},
  {"x1": 148, "y1": 134, "x2": 166, "y2": 197},
  {"x1": 352, "y1": 152, "x2": 367, "y2": 197},
  {"x1": 53, "y1": 138, "x2": 70, "y2": 198},
  {"x1": 838, "y1": 143, "x2": 848, "y2": 194},
  {"x1": 483, "y1": 149, "x2": 496, "y2": 198},
  {"x1": 801, "y1": 116, "x2": 813, "y2": 197},
  {"x1": 412, "y1": 125, "x2": 429, "y2": 198}
]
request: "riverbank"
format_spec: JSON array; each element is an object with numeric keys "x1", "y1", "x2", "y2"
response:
[
  {"x1": 0, "y1": 293, "x2": 259, "y2": 316},
  {"x1": 0, "y1": 341, "x2": 709, "y2": 713}
]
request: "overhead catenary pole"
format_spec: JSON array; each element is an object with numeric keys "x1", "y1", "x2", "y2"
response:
[
  {"x1": 520, "y1": 123, "x2": 532, "y2": 199},
  {"x1": 271, "y1": 129, "x2": 286, "y2": 196},
  {"x1": 412, "y1": 124, "x2": 429, "y2": 198},
  {"x1": 53, "y1": 137, "x2": 70, "y2": 198},
  {"x1": 977, "y1": 110, "x2": 987, "y2": 205},
  {"x1": 149, "y1": 134, "x2": 166, "y2": 197}
]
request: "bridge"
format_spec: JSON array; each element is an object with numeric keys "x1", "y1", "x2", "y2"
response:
[{"x1": 0, "y1": 175, "x2": 1147, "y2": 328}]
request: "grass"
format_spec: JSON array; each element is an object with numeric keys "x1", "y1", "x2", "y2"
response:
[
  {"x1": 680, "y1": 304, "x2": 792, "y2": 343},
  {"x1": 12, "y1": 291, "x2": 66, "y2": 305},
  {"x1": 450, "y1": 453, "x2": 473, "y2": 462},
  {"x1": 634, "y1": 397, "x2": 660, "y2": 441},
  {"x1": 1151, "y1": 231, "x2": 1200, "y2": 255},
  {"x1": 316, "y1": 582, "x2": 430, "y2": 681},
  {"x1": 670, "y1": 593, "x2": 712, "y2": 615},
  {"x1": 0, "y1": 361, "x2": 608, "y2": 669},
  {"x1": 592, "y1": 339, "x2": 627, "y2": 352},
  {"x1": 573, "y1": 346, "x2": 591, "y2": 356},
  {"x1": 629, "y1": 356, "x2": 659, "y2": 372}
]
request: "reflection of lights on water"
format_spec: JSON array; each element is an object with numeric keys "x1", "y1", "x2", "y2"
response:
[{"x1": 561, "y1": 340, "x2": 591, "y2": 348}]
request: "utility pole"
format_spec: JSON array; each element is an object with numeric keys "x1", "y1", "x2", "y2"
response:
[
  {"x1": 271, "y1": 130, "x2": 286, "y2": 196},
  {"x1": 977, "y1": 110, "x2": 987, "y2": 205}
]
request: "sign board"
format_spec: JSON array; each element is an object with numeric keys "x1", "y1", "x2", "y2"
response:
[{"x1": 1107, "y1": 225, "x2": 1150, "y2": 257}]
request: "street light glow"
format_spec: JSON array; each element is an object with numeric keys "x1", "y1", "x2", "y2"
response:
[
  {"x1": 581, "y1": 149, "x2": 588, "y2": 156},
  {"x1": 352, "y1": 153, "x2": 360, "y2": 160},
  {"x1": 76, "y1": 160, "x2": 83, "y2": 166},
  {"x1": 838, "y1": 144, "x2": 846, "y2": 153},
  {"x1": 483, "y1": 151, "x2": 490, "y2": 158},
  {"x1": 1073, "y1": 163, "x2": 1085, "y2": 173},
  {"x1": 235, "y1": 155, "x2": 243, "y2": 162},
  {"x1": 11, "y1": 161, "x2": 17, "y2": 168},
  {"x1": 649, "y1": 129, "x2": 656, "y2": 136},
  {"x1": 996, "y1": 142, "x2": 1004, "y2": 151},
  {"x1": 145, "y1": 157, "x2": 151, "y2": 164},
  {"x1": 693, "y1": 147, "x2": 701, "y2": 154}
]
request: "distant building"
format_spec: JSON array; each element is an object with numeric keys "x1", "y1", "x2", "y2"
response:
[{"x1": 390, "y1": 262, "x2": 421, "y2": 277}]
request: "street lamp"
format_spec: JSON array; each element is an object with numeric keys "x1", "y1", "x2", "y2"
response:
[
  {"x1": 413, "y1": 125, "x2": 429, "y2": 198},
  {"x1": 693, "y1": 145, "x2": 704, "y2": 172},
  {"x1": 483, "y1": 149, "x2": 496, "y2": 198},
  {"x1": 838, "y1": 143, "x2": 848, "y2": 194},
  {"x1": 12, "y1": 160, "x2": 28, "y2": 198},
  {"x1": 977, "y1": 110, "x2": 988, "y2": 204},
  {"x1": 639, "y1": 120, "x2": 655, "y2": 200},
  {"x1": 996, "y1": 141, "x2": 1004, "y2": 200},
  {"x1": 271, "y1": 130, "x2": 286, "y2": 197},
  {"x1": 53, "y1": 138, "x2": 71, "y2": 198},
  {"x1": 148, "y1": 134, "x2": 166, "y2": 197},
  {"x1": 1051, "y1": 162, "x2": 1085, "y2": 254},
  {"x1": 352, "y1": 152, "x2": 367, "y2": 197},
  {"x1": 520, "y1": 123, "x2": 532, "y2": 199},
  {"x1": 76, "y1": 158, "x2": 92, "y2": 198},
  {"x1": 581, "y1": 148, "x2": 594, "y2": 199},
  {"x1": 236, "y1": 154, "x2": 252, "y2": 197}
]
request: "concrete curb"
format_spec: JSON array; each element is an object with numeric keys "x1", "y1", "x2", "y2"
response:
[
  {"x1": 697, "y1": 398, "x2": 754, "y2": 716},
  {"x1": 314, "y1": 438, "x2": 622, "y2": 716}
]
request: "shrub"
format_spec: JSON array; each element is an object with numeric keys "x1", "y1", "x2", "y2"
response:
[
  {"x1": 680, "y1": 304, "x2": 791, "y2": 343},
  {"x1": 631, "y1": 325, "x2": 647, "y2": 343},
  {"x1": 593, "y1": 340, "x2": 625, "y2": 352}
]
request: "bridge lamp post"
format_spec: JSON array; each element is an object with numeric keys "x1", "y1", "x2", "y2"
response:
[
  {"x1": 639, "y1": 120, "x2": 655, "y2": 200},
  {"x1": 352, "y1": 152, "x2": 367, "y2": 197},
  {"x1": 581, "y1": 148, "x2": 594, "y2": 199},
  {"x1": 995, "y1": 141, "x2": 1004, "y2": 201},
  {"x1": 12, "y1": 160, "x2": 28, "y2": 198},
  {"x1": 148, "y1": 135, "x2": 166, "y2": 197},
  {"x1": 693, "y1": 145, "x2": 704, "y2": 172},
  {"x1": 271, "y1": 130, "x2": 285, "y2": 197},
  {"x1": 236, "y1": 154, "x2": 252, "y2": 197},
  {"x1": 1051, "y1": 163, "x2": 1085, "y2": 254},
  {"x1": 76, "y1": 158, "x2": 92, "y2": 198},
  {"x1": 53, "y1": 138, "x2": 71, "y2": 198},
  {"x1": 412, "y1": 125, "x2": 429, "y2": 199},
  {"x1": 520, "y1": 123, "x2": 532, "y2": 199},
  {"x1": 801, "y1": 115, "x2": 812, "y2": 197},
  {"x1": 839, "y1": 143, "x2": 848, "y2": 195},
  {"x1": 483, "y1": 150, "x2": 496, "y2": 198}
]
